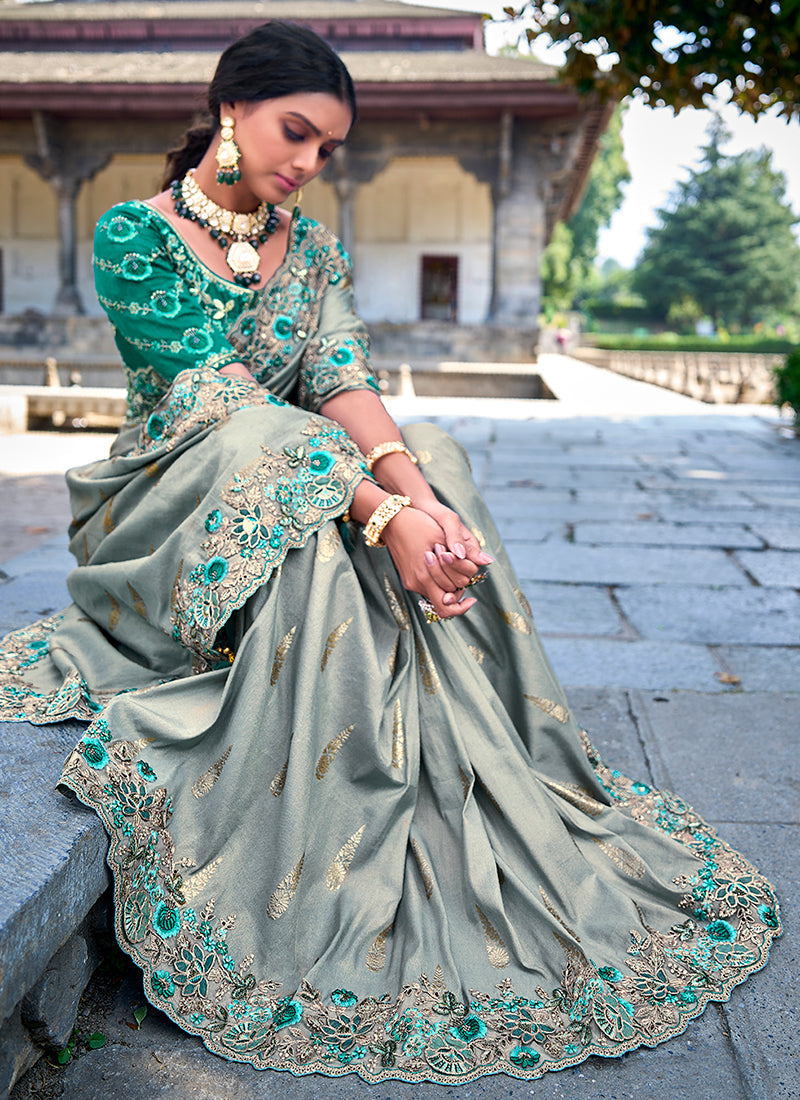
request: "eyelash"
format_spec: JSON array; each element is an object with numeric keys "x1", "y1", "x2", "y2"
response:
[{"x1": 284, "y1": 125, "x2": 334, "y2": 160}]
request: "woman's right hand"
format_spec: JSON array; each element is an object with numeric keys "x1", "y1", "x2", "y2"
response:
[{"x1": 381, "y1": 506, "x2": 478, "y2": 620}]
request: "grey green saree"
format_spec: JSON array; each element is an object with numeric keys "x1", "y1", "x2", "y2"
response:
[{"x1": 0, "y1": 202, "x2": 781, "y2": 1083}]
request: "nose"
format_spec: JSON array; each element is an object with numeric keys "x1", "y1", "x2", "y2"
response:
[{"x1": 291, "y1": 142, "x2": 321, "y2": 180}]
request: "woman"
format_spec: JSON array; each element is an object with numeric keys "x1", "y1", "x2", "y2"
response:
[{"x1": 0, "y1": 21, "x2": 780, "y2": 1084}]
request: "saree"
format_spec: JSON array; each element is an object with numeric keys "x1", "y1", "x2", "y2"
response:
[{"x1": 0, "y1": 203, "x2": 781, "y2": 1084}]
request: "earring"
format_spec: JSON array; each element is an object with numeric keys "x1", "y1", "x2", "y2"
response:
[
  {"x1": 292, "y1": 185, "x2": 303, "y2": 219},
  {"x1": 215, "y1": 116, "x2": 241, "y2": 185}
]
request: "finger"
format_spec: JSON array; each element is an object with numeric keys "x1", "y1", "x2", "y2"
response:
[{"x1": 421, "y1": 552, "x2": 461, "y2": 593}]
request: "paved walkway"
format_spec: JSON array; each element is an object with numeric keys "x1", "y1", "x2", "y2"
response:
[{"x1": 3, "y1": 355, "x2": 798, "y2": 1099}]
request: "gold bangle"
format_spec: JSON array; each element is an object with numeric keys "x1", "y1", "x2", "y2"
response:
[
  {"x1": 365, "y1": 441, "x2": 419, "y2": 472},
  {"x1": 363, "y1": 495, "x2": 411, "y2": 548}
]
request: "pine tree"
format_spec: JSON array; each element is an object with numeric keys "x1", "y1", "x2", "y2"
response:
[{"x1": 632, "y1": 117, "x2": 800, "y2": 327}]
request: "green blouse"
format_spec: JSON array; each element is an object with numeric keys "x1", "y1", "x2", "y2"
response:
[{"x1": 93, "y1": 201, "x2": 380, "y2": 424}]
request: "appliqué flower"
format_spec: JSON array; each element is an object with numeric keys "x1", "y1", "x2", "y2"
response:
[
  {"x1": 706, "y1": 919, "x2": 736, "y2": 943},
  {"x1": 331, "y1": 989, "x2": 358, "y2": 1007},
  {"x1": 107, "y1": 215, "x2": 137, "y2": 243},
  {"x1": 120, "y1": 254, "x2": 152, "y2": 281},
  {"x1": 308, "y1": 450, "x2": 334, "y2": 474},
  {"x1": 331, "y1": 346, "x2": 353, "y2": 366},
  {"x1": 449, "y1": 1014, "x2": 486, "y2": 1042},
  {"x1": 150, "y1": 289, "x2": 181, "y2": 317},
  {"x1": 272, "y1": 998, "x2": 303, "y2": 1030},
  {"x1": 152, "y1": 901, "x2": 181, "y2": 939},
  {"x1": 509, "y1": 1044, "x2": 540, "y2": 1068},
  {"x1": 146, "y1": 412, "x2": 165, "y2": 440},
  {"x1": 205, "y1": 509, "x2": 222, "y2": 533},
  {"x1": 80, "y1": 736, "x2": 109, "y2": 770},
  {"x1": 272, "y1": 315, "x2": 293, "y2": 340},
  {"x1": 173, "y1": 944, "x2": 214, "y2": 997},
  {"x1": 757, "y1": 904, "x2": 779, "y2": 929},
  {"x1": 152, "y1": 969, "x2": 175, "y2": 998},
  {"x1": 631, "y1": 782, "x2": 651, "y2": 794},
  {"x1": 203, "y1": 556, "x2": 228, "y2": 584},
  {"x1": 137, "y1": 760, "x2": 157, "y2": 781}
]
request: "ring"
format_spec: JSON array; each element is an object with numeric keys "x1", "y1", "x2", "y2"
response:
[{"x1": 418, "y1": 599, "x2": 441, "y2": 624}]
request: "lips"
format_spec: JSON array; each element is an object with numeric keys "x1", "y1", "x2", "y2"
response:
[{"x1": 275, "y1": 174, "x2": 300, "y2": 192}]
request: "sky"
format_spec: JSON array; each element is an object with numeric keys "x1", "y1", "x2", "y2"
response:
[{"x1": 404, "y1": 0, "x2": 800, "y2": 269}]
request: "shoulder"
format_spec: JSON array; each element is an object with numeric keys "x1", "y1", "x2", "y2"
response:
[
  {"x1": 94, "y1": 201, "x2": 170, "y2": 256},
  {"x1": 292, "y1": 215, "x2": 353, "y2": 280}
]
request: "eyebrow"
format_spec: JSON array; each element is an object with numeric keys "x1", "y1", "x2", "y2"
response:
[{"x1": 286, "y1": 111, "x2": 346, "y2": 145}]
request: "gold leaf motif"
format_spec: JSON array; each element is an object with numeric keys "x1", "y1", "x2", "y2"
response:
[
  {"x1": 103, "y1": 498, "x2": 115, "y2": 534},
  {"x1": 183, "y1": 856, "x2": 223, "y2": 901},
  {"x1": 470, "y1": 526, "x2": 486, "y2": 548},
  {"x1": 496, "y1": 604, "x2": 531, "y2": 634},
  {"x1": 315, "y1": 724, "x2": 354, "y2": 780},
  {"x1": 391, "y1": 698, "x2": 405, "y2": 769},
  {"x1": 388, "y1": 634, "x2": 400, "y2": 676},
  {"x1": 270, "y1": 759, "x2": 288, "y2": 797},
  {"x1": 321, "y1": 617, "x2": 352, "y2": 671},
  {"x1": 128, "y1": 736, "x2": 156, "y2": 753},
  {"x1": 191, "y1": 744, "x2": 232, "y2": 799},
  {"x1": 592, "y1": 837, "x2": 646, "y2": 879},
  {"x1": 270, "y1": 625, "x2": 297, "y2": 686},
  {"x1": 468, "y1": 645, "x2": 485, "y2": 665},
  {"x1": 196, "y1": 492, "x2": 201, "y2": 506},
  {"x1": 458, "y1": 764, "x2": 472, "y2": 801},
  {"x1": 476, "y1": 904, "x2": 510, "y2": 969},
  {"x1": 126, "y1": 580, "x2": 147, "y2": 620},
  {"x1": 414, "y1": 449, "x2": 432, "y2": 465},
  {"x1": 267, "y1": 853, "x2": 305, "y2": 920},
  {"x1": 431, "y1": 964, "x2": 446, "y2": 990},
  {"x1": 514, "y1": 587, "x2": 533, "y2": 617},
  {"x1": 411, "y1": 839, "x2": 434, "y2": 899},
  {"x1": 540, "y1": 885, "x2": 580, "y2": 942},
  {"x1": 417, "y1": 646, "x2": 440, "y2": 695},
  {"x1": 542, "y1": 776, "x2": 605, "y2": 817},
  {"x1": 145, "y1": 461, "x2": 160, "y2": 478},
  {"x1": 105, "y1": 590, "x2": 120, "y2": 631},
  {"x1": 316, "y1": 526, "x2": 341, "y2": 562},
  {"x1": 476, "y1": 774, "x2": 505, "y2": 818},
  {"x1": 525, "y1": 694, "x2": 570, "y2": 724},
  {"x1": 326, "y1": 824, "x2": 365, "y2": 891},
  {"x1": 170, "y1": 559, "x2": 184, "y2": 614},
  {"x1": 383, "y1": 573, "x2": 410, "y2": 631},
  {"x1": 366, "y1": 923, "x2": 393, "y2": 972}
]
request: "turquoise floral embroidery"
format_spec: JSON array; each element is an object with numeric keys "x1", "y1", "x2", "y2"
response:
[
  {"x1": 272, "y1": 315, "x2": 293, "y2": 339},
  {"x1": 273, "y1": 998, "x2": 303, "y2": 1030},
  {"x1": 205, "y1": 509, "x2": 222, "y2": 533},
  {"x1": 598, "y1": 966, "x2": 623, "y2": 982},
  {"x1": 137, "y1": 760, "x2": 157, "y2": 781},
  {"x1": 182, "y1": 328, "x2": 213, "y2": 355},
  {"x1": 450, "y1": 1014, "x2": 486, "y2": 1041},
  {"x1": 151, "y1": 288, "x2": 181, "y2": 317},
  {"x1": 331, "y1": 989, "x2": 358, "y2": 1007},
  {"x1": 758, "y1": 904, "x2": 780, "y2": 928},
  {"x1": 120, "y1": 254, "x2": 152, "y2": 281},
  {"x1": 146, "y1": 412, "x2": 165, "y2": 440},
  {"x1": 152, "y1": 901, "x2": 181, "y2": 939},
  {"x1": 152, "y1": 969, "x2": 175, "y2": 998},
  {"x1": 80, "y1": 736, "x2": 109, "y2": 770},
  {"x1": 706, "y1": 919, "x2": 736, "y2": 942},
  {"x1": 509, "y1": 1046, "x2": 540, "y2": 1068},
  {"x1": 107, "y1": 215, "x2": 137, "y2": 243},
  {"x1": 204, "y1": 557, "x2": 228, "y2": 584}
]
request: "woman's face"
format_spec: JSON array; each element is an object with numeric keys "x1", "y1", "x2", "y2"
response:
[{"x1": 226, "y1": 92, "x2": 352, "y2": 204}]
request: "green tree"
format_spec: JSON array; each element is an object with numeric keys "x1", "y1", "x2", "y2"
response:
[
  {"x1": 632, "y1": 117, "x2": 800, "y2": 327},
  {"x1": 506, "y1": 0, "x2": 800, "y2": 119},
  {"x1": 541, "y1": 106, "x2": 630, "y2": 311}
]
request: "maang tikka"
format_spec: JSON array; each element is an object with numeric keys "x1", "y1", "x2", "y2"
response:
[{"x1": 216, "y1": 115, "x2": 241, "y2": 185}]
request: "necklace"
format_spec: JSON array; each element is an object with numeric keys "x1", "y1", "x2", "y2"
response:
[{"x1": 171, "y1": 169, "x2": 279, "y2": 286}]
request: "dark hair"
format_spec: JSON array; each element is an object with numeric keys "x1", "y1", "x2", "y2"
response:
[{"x1": 162, "y1": 21, "x2": 356, "y2": 187}]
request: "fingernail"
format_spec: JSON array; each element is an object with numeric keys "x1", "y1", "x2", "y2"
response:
[
  {"x1": 478, "y1": 552, "x2": 495, "y2": 564},
  {"x1": 434, "y1": 543, "x2": 446, "y2": 556},
  {"x1": 424, "y1": 550, "x2": 436, "y2": 566},
  {"x1": 442, "y1": 592, "x2": 455, "y2": 605},
  {"x1": 441, "y1": 552, "x2": 454, "y2": 564},
  {"x1": 463, "y1": 597, "x2": 477, "y2": 611},
  {"x1": 454, "y1": 543, "x2": 466, "y2": 559}
]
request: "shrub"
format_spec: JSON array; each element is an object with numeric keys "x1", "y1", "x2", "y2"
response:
[{"x1": 774, "y1": 347, "x2": 800, "y2": 433}]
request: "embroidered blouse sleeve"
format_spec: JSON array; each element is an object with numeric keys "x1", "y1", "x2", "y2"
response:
[
  {"x1": 93, "y1": 204, "x2": 244, "y2": 383},
  {"x1": 297, "y1": 245, "x2": 381, "y2": 414}
]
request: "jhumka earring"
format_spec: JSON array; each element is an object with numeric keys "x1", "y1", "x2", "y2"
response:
[
  {"x1": 215, "y1": 116, "x2": 241, "y2": 185},
  {"x1": 292, "y1": 185, "x2": 303, "y2": 219}
]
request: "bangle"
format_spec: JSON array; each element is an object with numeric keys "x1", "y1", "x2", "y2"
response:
[
  {"x1": 363, "y1": 495, "x2": 411, "y2": 548},
  {"x1": 365, "y1": 441, "x2": 419, "y2": 472}
]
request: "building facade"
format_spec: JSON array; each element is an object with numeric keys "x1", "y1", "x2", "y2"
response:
[{"x1": 0, "y1": 0, "x2": 609, "y2": 356}]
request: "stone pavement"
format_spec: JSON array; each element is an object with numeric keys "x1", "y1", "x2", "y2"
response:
[{"x1": 2, "y1": 354, "x2": 798, "y2": 1099}]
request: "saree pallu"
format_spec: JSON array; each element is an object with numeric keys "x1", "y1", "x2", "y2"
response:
[{"x1": 0, "y1": 369, "x2": 781, "y2": 1083}]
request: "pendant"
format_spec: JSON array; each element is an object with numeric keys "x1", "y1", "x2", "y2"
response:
[{"x1": 226, "y1": 240, "x2": 260, "y2": 276}]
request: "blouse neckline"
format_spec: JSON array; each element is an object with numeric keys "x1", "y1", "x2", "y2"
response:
[{"x1": 134, "y1": 199, "x2": 303, "y2": 294}]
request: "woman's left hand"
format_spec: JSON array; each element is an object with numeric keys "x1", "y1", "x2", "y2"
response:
[{"x1": 410, "y1": 499, "x2": 494, "y2": 569}]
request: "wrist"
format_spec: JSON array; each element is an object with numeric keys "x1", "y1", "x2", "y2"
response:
[{"x1": 363, "y1": 494, "x2": 412, "y2": 548}]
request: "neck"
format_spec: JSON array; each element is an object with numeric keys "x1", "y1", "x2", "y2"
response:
[{"x1": 192, "y1": 153, "x2": 260, "y2": 213}]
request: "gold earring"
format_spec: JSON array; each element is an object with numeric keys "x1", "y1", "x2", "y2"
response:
[
  {"x1": 216, "y1": 115, "x2": 241, "y2": 185},
  {"x1": 293, "y1": 185, "x2": 303, "y2": 218}
]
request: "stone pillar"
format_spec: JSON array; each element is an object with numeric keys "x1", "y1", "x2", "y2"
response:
[
  {"x1": 25, "y1": 113, "x2": 112, "y2": 315},
  {"x1": 487, "y1": 113, "x2": 545, "y2": 326},
  {"x1": 333, "y1": 175, "x2": 359, "y2": 259}
]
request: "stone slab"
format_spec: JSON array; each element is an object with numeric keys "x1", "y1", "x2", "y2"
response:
[
  {"x1": 734, "y1": 550, "x2": 800, "y2": 588},
  {"x1": 628, "y1": 691, "x2": 800, "y2": 825},
  {"x1": 747, "y1": 523, "x2": 800, "y2": 551},
  {"x1": 615, "y1": 585, "x2": 800, "y2": 645},
  {"x1": 564, "y1": 687, "x2": 649, "y2": 780},
  {"x1": 573, "y1": 522, "x2": 764, "y2": 549},
  {"x1": 511, "y1": 544, "x2": 748, "y2": 586},
  {"x1": 715, "y1": 822, "x2": 799, "y2": 1100},
  {"x1": 715, "y1": 645, "x2": 800, "y2": 693},
  {"x1": 544, "y1": 638, "x2": 725, "y2": 692},
  {"x1": 519, "y1": 581, "x2": 624, "y2": 637}
]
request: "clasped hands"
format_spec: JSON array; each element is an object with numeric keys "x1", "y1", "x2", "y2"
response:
[{"x1": 381, "y1": 498, "x2": 494, "y2": 621}]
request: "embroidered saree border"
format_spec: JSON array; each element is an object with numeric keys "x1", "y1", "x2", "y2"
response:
[{"x1": 58, "y1": 719, "x2": 781, "y2": 1084}]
